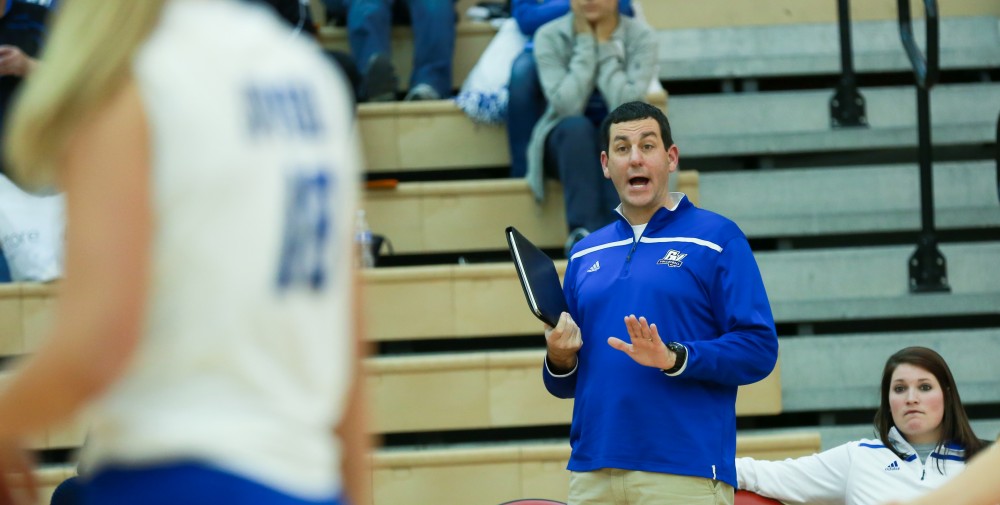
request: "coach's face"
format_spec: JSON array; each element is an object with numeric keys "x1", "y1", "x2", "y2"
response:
[{"x1": 601, "y1": 118, "x2": 678, "y2": 225}]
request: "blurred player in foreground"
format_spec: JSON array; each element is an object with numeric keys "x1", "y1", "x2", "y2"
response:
[{"x1": 0, "y1": 1, "x2": 369, "y2": 504}]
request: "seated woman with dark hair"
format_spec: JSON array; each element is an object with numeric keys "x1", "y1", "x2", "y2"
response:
[{"x1": 736, "y1": 346, "x2": 987, "y2": 505}]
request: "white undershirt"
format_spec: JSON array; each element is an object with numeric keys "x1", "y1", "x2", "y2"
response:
[{"x1": 620, "y1": 192, "x2": 686, "y2": 240}]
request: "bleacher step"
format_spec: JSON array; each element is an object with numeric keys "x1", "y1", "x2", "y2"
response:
[
  {"x1": 365, "y1": 171, "x2": 698, "y2": 254},
  {"x1": 656, "y1": 16, "x2": 1000, "y2": 80},
  {"x1": 356, "y1": 91, "x2": 667, "y2": 172},
  {"x1": 319, "y1": 22, "x2": 495, "y2": 91},
  {"x1": 368, "y1": 349, "x2": 780, "y2": 433},
  {"x1": 371, "y1": 432, "x2": 820, "y2": 505},
  {"x1": 779, "y1": 328, "x2": 1000, "y2": 412},
  {"x1": 640, "y1": 0, "x2": 999, "y2": 29},
  {"x1": 33, "y1": 432, "x2": 822, "y2": 505},
  {"x1": 699, "y1": 161, "x2": 1000, "y2": 238},
  {"x1": 669, "y1": 82, "x2": 1000, "y2": 158},
  {"x1": 5, "y1": 242, "x2": 998, "y2": 345},
  {"x1": 21, "y1": 349, "x2": 778, "y2": 449}
]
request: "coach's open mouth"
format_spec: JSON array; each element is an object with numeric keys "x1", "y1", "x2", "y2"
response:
[{"x1": 629, "y1": 176, "x2": 650, "y2": 188}]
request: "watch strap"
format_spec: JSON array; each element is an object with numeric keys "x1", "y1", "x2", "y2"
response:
[{"x1": 661, "y1": 341, "x2": 688, "y2": 376}]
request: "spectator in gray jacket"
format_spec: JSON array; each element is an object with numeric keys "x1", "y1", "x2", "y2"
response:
[{"x1": 526, "y1": 0, "x2": 657, "y2": 255}]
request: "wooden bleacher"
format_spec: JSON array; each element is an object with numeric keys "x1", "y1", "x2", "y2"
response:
[
  {"x1": 655, "y1": 16, "x2": 1000, "y2": 81},
  {"x1": 356, "y1": 90, "x2": 667, "y2": 173},
  {"x1": 351, "y1": 84, "x2": 998, "y2": 173},
  {"x1": 6, "y1": 289, "x2": 780, "y2": 446},
  {"x1": 779, "y1": 329, "x2": 1000, "y2": 413},
  {"x1": 363, "y1": 242, "x2": 1000, "y2": 340},
  {"x1": 369, "y1": 350, "x2": 780, "y2": 433},
  {"x1": 319, "y1": 22, "x2": 495, "y2": 92},
  {"x1": 669, "y1": 83, "x2": 999, "y2": 158},
  {"x1": 638, "y1": 0, "x2": 1000, "y2": 29},
  {"x1": 371, "y1": 432, "x2": 820, "y2": 505},
  {"x1": 36, "y1": 465, "x2": 76, "y2": 505},
  {"x1": 361, "y1": 159, "x2": 996, "y2": 255},
  {"x1": 700, "y1": 161, "x2": 1000, "y2": 239},
  {"x1": 32, "y1": 432, "x2": 820, "y2": 505},
  {"x1": 0, "y1": 282, "x2": 56, "y2": 357},
  {"x1": 365, "y1": 171, "x2": 698, "y2": 254}
]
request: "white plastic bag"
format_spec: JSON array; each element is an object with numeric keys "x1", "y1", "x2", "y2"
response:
[
  {"x1": 455, "y1": 18, "x2": 528, "y2": 125},
  {"x1": 0, "y1": 173, "x2": 65, "y2": 282}
]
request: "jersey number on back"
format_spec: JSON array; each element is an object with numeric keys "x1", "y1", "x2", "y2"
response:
[{"x1": 277, "y1": 171, "x2": 334, "y2": 291}]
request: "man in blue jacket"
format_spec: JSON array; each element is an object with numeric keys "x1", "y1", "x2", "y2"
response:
[{"x1": 542, "y1": 101, "x2": 779, "y2": 505}]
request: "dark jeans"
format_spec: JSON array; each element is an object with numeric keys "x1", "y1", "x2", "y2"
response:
[
  {"x1": 344, "y1": 0, "x2": 455, "y2": 97},
  {"x1": 544, "y1": 116, "x2": 619, "y2": 233},
  {"x1": 506, "y1": 49, "x2": 544, "y2": 178},
  {"x1": 0, "y1": 250, "x2": 10, "y2": 283}
]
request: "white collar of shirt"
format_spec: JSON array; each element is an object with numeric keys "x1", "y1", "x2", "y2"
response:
[{"x1": 617, "y1": 193, "x2": 686, "y2": 239}]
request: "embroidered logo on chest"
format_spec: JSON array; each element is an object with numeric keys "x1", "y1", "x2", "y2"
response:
[
  {"x1": 656, "y1": 249, "x2": 688, "y2": 267},
  {"x1": 884, "y1": 461, "x2": 900, "y2": 471}
]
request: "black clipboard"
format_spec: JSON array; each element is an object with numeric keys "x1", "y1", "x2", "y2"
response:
[{"x1": 505, "y1": 226, "x2": 569, "y2": 327}]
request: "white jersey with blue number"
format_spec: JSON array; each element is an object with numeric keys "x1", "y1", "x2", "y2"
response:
[{"x1": 78, "y1": 0, "x2": 360, "y2": 500}]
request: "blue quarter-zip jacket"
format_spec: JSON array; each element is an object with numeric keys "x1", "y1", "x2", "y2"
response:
[{"x1": 543, "y1": 195, "x2": 779, "y2": 487}]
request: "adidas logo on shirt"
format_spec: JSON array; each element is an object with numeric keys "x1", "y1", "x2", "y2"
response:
[
  {"x1": 587, "y1": 261, "x2": 600, "y2": 273},
  {"x1": 885, "y1": 460, "x2": 900, "y2": 471}
]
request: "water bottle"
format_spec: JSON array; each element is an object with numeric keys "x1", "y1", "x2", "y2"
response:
[{"x1": 355, "y1": 209, "x2": 376, "y2": 268}]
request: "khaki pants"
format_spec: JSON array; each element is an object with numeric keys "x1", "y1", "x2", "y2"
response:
[{"x1": 568, "y1": 469, "x2": 734, "y2": 505}]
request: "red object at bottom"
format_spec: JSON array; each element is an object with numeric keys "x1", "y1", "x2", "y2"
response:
[
  {"x1": 498, "y1": 501, "x2": 566, "y2": 505},
  {"x1": 736, "y1": 490, "x2": 784, "y2": 504}
]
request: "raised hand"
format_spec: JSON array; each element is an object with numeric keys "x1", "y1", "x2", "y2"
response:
[
  {"x1": 571, "y1": 4, "x2": 594, "y2": 36},
  {"x1": 608, "y1": 315, "x2": 674, "y2": 370}
]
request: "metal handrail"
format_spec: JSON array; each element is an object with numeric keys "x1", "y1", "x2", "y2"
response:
[
  {"x1": 898, "y1": 0, "x2": 949, "y2": 293},
  {"x1": 897, "y1": 0, "x2": 939, "y2": 89},
  {"x1": 830, "y1": 0, "x2": 867, "y2": 128}
]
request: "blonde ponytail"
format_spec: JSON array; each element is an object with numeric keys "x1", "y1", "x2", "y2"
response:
[{"x1": 6, "y1": 0, "x2": 167, "y2": 189}]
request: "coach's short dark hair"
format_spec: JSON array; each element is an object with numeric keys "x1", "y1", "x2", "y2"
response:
[{"x1": 600, "y1": 101, "x2": 673, "y2": 152}]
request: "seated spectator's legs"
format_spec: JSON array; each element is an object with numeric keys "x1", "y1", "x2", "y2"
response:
[
  {"x1": 544, "y1": 116, "x2": 618, "y2": 235},
  {"x1": 507, "y1": 49, "x2": 544, "y2": 178},
  {"x1": 402, "y1": 0, "x2": 454, "y2": 99},
  {"x1": 345, "y1": 0, "x2": 397, "y2": 101},
  {"x1": 345, "y1": 0, "x2": 391, "y2": 69}
]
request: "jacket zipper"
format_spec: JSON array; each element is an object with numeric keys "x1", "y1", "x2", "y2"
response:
[{"x1": 622, "y1": 232, "x2": 641, "y2": 277}]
